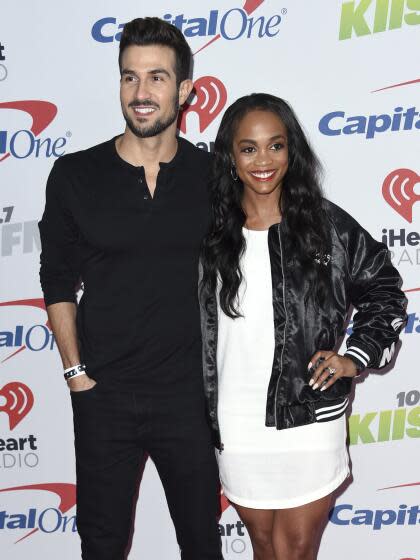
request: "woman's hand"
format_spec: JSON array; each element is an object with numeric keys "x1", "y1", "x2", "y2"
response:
[{"x1": 308, "y1": 351, "x2": 357, "y2": 392}]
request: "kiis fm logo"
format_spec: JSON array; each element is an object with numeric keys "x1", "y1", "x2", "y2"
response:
[
  {"x1": 349, "y1": 403, "x2": 420, "y2": 445},
  {"x1": 0, "y1": 299, "x2": 55, "y2": 364},
  {"x1": 92, "y1": 1, "x2": 286, "y2": 53},
  {"x1": 0, "y1": 101, "x2": 68, "y2": 162},
  {"x1": 179, "y1": 76, "x2": 228, "y2": 134},
  {"x1": 339, "y1": 0, "x2": 420, "y2": 40},
  {"x1": 0, "y1": 483, "x2": 76, "y2": 542},
  {"x1": 382, "y1": 168, "x2": 420, "y2": 222},
  {"x1": 349, "y1": 384, "x2": 420, "y2": 445},
  {"x1": 0, "y1": 205, "x2": 41, "y2": 257}
]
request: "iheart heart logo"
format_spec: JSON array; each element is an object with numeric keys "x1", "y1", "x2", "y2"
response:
[
  {"x1": 382, "y1": 168, "x2": 420, "y2": 222},
  {"x1": 179, "y1": 76, "x2": 227, "y2": 133},
  {"x1": 0, "y1": 382, "x2": 34, "y2": 429}
]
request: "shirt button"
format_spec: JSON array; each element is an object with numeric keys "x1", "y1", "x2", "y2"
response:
[{"x1": 139, "y1": 178, "x2": 143, "y2": 184}]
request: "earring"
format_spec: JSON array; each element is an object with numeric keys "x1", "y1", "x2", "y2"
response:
[{"x1": 230, "y1": 165, "x2": 238, "y2": 181}]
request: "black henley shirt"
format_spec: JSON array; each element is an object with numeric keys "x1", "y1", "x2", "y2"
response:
[{"x1": 39, "y1": 136, "x2": 212, "y2": 395}]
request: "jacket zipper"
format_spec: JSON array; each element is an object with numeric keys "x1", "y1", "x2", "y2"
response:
[
  {"x1": 274, "y1": 226, "x2": 288, "y2": 428},
  {"x1": 213, "y1": 292, "x2": 223, "y2": 454}
]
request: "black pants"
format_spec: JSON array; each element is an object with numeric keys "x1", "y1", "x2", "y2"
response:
[{"x1": 71, "y1": 384, "x2": 222, "y2": 560}]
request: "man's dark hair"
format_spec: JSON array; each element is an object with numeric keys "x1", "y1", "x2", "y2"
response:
[{"x1": 119, "y1": 17, "x2": 192, "y2": 84}]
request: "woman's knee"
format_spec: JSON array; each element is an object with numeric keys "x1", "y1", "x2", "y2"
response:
[
  {"x1": 234, "y1": 505, "x2": 275, "y2": 556},
  {"x1": 274, "y1": 531, "x2": 318, "y2": 560},
  {"x1": 249, "y1": 525, "x2": 273, "y2": 551}
]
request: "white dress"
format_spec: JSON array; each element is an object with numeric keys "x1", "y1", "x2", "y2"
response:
[{"x1": 216, "y1": 228, "x2": 349, "y2": 509}]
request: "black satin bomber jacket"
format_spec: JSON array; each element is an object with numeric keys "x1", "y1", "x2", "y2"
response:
[{"x1": 199, "y1": 200, "x2": 408, "y2": 449}]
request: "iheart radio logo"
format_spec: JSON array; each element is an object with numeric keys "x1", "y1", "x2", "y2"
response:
[
  {"x1": 382, "y1": 168, "x2": 420, "y2": 222},
  {"x1": 179, "y1": 76, "x2": 227, "y2": 133},
  {"x1": 0, "y1": 382, "x2": 34, "y2": 429}
]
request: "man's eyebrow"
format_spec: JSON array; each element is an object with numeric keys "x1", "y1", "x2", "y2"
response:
[
  {"x1": 121, "y1": 68, "x2": 172, "y2": 78},
  {"x1": 149, "y1": 68, "x2": 171, "y2": 78}
]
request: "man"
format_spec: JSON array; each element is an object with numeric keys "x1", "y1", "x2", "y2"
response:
[{"x1": 39, "y1": 17, "x2": 222, "y2": 560}]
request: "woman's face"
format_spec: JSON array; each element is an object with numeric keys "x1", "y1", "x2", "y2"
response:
[{"x1": 231, "y1": 109, "x2": 289, "y2": 198}]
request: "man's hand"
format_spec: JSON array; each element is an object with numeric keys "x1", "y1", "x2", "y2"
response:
[
  {"x1": 45, "y1": 303, "x2": 97, "y2": 393},
  {"x1": 308, "y1": 351, "x2": 357, "y2": 392},
  {"x1": 67, "y1": 374, "x2": 97, "y2": 392}
]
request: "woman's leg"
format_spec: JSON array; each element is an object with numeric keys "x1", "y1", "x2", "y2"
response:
[
  {"x1": 234, "y1": 503, "x2": 275, "y2": 560},
  {"x1": 271, "y1": 493, "x2": 333, "y2": 560}
]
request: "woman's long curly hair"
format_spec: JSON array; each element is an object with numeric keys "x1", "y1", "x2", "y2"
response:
[{"x1": 201, "y1": 93, "x2": 331, "y2": 318}]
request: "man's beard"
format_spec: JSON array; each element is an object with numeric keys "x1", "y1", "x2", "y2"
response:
[{"x1": 122, "y1": 94, "x2": 179, "y2": 139}]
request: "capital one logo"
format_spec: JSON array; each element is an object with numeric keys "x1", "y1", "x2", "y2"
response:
[
  {"x1": 339, "y1": 0, "x2": 420, "y2": 40},
  {"x1": 0, "y1": 382, "x2": 34, "y2": 430},
  {"x1": 330, "y1": 481, "x2": 420, "y2": 530},
  {"x1": 92, "y1": 1, "x2": 285, "y2": 53},
  {"x1": 178, "y1": 76, "x2": 227, "y2": 133},
  {"x1": 0, "y1": 101, "x2": 67, "y2": 162},
  {"x1": 0, "y1": 298, "x2": 55, "y2": 363},
  {"x1": 382, "y1": 168, "x2": 420, "y2": 222},
  {"x1": 0, "y1": 483, "x2": 76, "y2": 543}
]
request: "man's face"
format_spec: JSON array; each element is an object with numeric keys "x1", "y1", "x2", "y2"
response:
[{"x1": 120, "y1": 44, "x2": 191, "y2": 138}]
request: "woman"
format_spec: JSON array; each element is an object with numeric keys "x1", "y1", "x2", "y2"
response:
[{"x1": 200, "y1": 93, "x2": 407, "y2": 560}]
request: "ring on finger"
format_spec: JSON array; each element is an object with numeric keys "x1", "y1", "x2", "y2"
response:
[{"x1": 327, "y1": 367, "x2": 337, "y2": 375}]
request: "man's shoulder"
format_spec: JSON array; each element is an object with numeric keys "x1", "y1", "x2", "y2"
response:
[
  {"x1": 54, "y1": 137, "x2": 115, "y2": 171},
  {"x1": 178, "y1": 137, "x2": 214, "y2": 168}
]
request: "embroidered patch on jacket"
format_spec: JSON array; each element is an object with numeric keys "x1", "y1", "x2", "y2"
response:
[{"x1": 314, "y1": 252, "x2": 331, "y2": 266}]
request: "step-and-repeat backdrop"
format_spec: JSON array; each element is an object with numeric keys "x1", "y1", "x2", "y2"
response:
[{"x1": 1, "y1": 1, "x2": 419, "y2": 558}]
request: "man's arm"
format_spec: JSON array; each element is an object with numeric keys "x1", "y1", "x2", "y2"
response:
[
  {"x1": 47, "y1": 302, "x2": 96, "y2": 391},
  {"x1": 39, "y1": 160, "x2": 95, "y2": 391}
]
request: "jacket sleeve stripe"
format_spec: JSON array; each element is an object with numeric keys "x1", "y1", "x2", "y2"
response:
[
  {"x1": 315, "y1": 397, "x2": 349, "y2": 415},
  {"x1": 315, "y1": 399, "x2": 349, "y2": 421},
  {"x1": 391, "y1": 318, "x2": 405, "y2": 331},
  {"x1": 345, "y1": 347, "x2": 369, "y2": 367}
]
